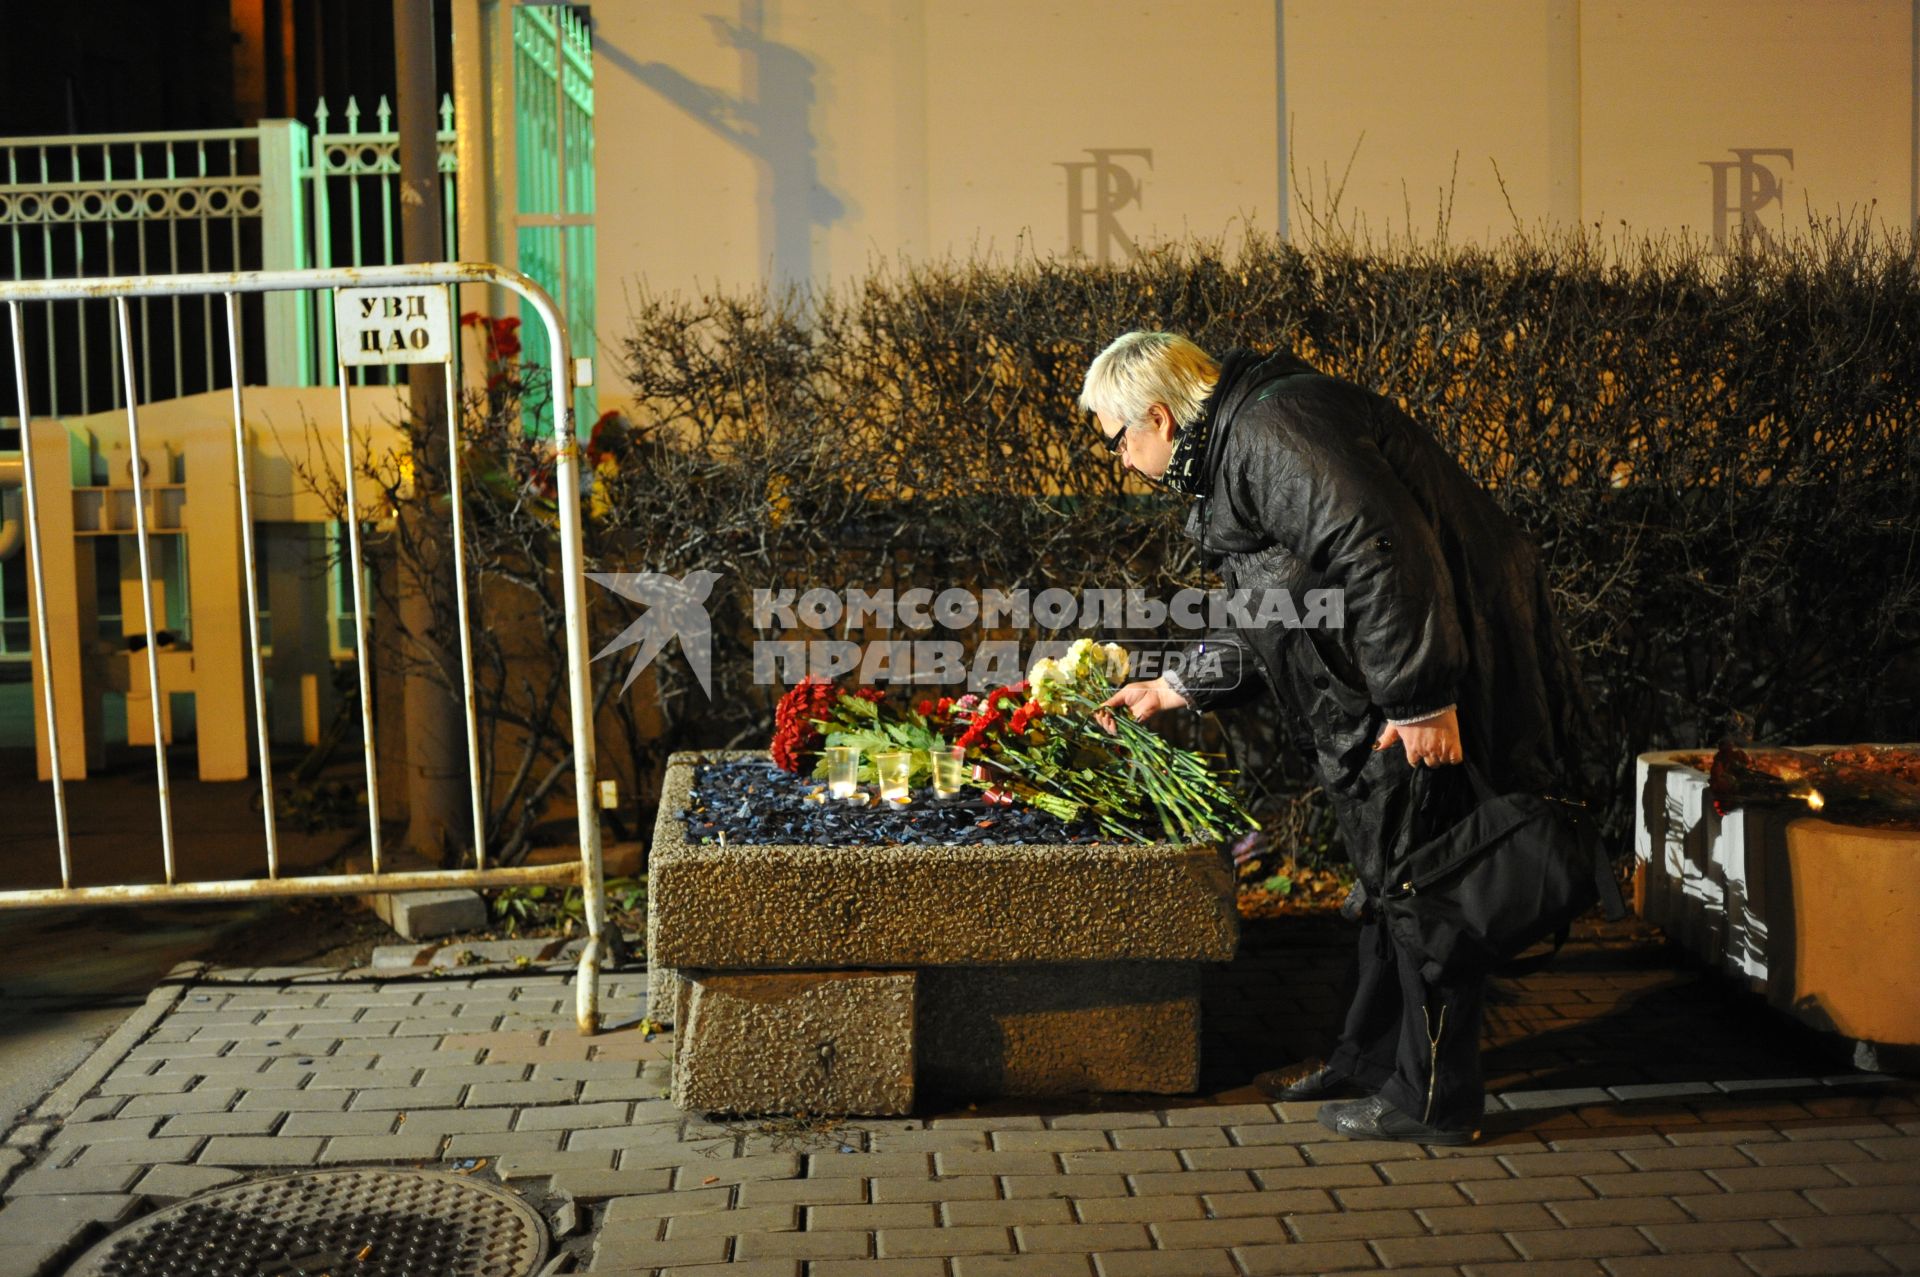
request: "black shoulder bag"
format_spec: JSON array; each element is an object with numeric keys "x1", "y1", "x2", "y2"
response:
[{"x1": 1378, "y1": 762, "x2": 1626, "y2": 983}]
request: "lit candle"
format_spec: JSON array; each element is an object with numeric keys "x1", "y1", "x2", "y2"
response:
[
  {"x1": 931, "y1": 746, "x2": 968, "y2": 798},
  {"x1": 826, "y1": 746, "x2": 861, "y2": 800},
  {"x1": 873, "y1": 750, "x2": 912, "y2": 802}
]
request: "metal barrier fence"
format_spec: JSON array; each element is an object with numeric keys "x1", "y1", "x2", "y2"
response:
[{"x1": 0, "y1": 263, "x2": 611, "y2": 1034}]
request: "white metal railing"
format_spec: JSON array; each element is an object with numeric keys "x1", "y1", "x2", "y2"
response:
[{"x1": 0, "y1": 263, "x2": 610, "y2": 1034}]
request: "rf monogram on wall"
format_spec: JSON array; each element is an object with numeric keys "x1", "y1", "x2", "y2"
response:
[
  {"x1": 1700, "y1": 147, "x2": 1794, "y2": 251},
  {"x1": 1058, "y1": 148, "x2": 1154, "y2": 263}
]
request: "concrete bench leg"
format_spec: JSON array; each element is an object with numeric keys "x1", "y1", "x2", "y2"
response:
[{"x1": 672, "y1": 969, "x2": 917, "y2": 1116}]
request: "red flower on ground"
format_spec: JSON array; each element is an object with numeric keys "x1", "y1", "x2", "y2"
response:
[
  {"x1": 952, "y1": 681, "x2": 1035, "y2": 751},
  {"x1": 954, "y1": 720, "x2": 993, "y2": 752}
]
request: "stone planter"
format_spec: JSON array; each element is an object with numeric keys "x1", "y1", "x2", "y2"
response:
[
  {"x1": 1635, "y1": 747, "x2": 1920, "y2": 1052},
  {"x1": 648, "y1": 750, "x2": 1240, "y2": 1115}
]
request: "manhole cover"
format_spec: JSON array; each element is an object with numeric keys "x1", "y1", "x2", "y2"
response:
[{"x1": 66, "y1": 1168, "x2": 549, "y2": 1277}]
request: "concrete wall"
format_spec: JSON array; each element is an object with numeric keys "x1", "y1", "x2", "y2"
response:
[
  {"x1": 587, "y1": 1, "x2": 1281, "y2": 297},
  {"x1": 555, "y1": 1, "x2": 1917, "y2": 371}
]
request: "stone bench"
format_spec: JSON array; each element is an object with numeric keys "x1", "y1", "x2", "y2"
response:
[{"x1": 647, "y1": 750, "x2": 1239, "y2": 1116}]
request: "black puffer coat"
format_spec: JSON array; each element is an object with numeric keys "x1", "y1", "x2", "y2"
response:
[{"x1": 1172, "y1": 349, "x2": 1601, "y2": 885}]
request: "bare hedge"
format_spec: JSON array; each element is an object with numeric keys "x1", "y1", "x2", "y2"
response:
[
  {"x1": 605, "y1": 219, "x2": 1920, "y2": 852},
  {"x1": 363, "y1": 219, "x2": 1918, "y2": 862}
]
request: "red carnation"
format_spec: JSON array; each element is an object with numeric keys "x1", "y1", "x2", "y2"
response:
[
  {"x1": 954, "y1": 705, "x2": 1004, "y2": 752},
  {"x1": 488, "y1": 315, "x2": 522, "y2": 362},
  {"x1": 985, "y1": 681, "x2": 1030, "y2": 714},
  {"x1": 586, "y1": 410, "x2": 625, "y2": 465},
  {"x1": 771, "y1": 676, "x2": 838, "y2": 772}
]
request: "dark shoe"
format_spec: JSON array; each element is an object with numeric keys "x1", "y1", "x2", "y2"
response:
[
  {"x1": 1253, "y1": 1062, "x2": 1361, "y2": 1103},
  {"x1": 1317, "y1": 1094, "x2": 1478, "y2": 1146},
  {"x1": 1314, "y1": 1095, "x2": 1375, "y2": 1133}
]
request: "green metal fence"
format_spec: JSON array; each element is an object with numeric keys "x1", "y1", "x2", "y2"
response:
[
  {"x1": 513, "y1": 4, "x2": 597, "y2": 434},
  {"x1": 0, "y1": 102, "x2": 457, "y2": 409},
  {"x1": 309, "y1": 95, "x2": 461, "y2": 387}
]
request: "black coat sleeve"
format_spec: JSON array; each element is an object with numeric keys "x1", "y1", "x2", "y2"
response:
[
  {"x1": 1224, "y1": 387, "x2": 1468, "y2": 722},
  {"x1": 1167, "y1": 623, "x2": 1265, "y2": 713}
]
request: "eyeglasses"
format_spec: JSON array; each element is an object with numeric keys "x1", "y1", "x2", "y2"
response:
[{"x1": 1097, "y1": 423, "x2": 1128, "y2": 455}]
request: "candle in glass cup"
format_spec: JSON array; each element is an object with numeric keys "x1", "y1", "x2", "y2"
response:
[
  {"x1": 930, "y1": 746, "x2": 968, "y2": 797},
  {"x1": 826, "y1": 745, "x2": 861, "y2": 799},
  {"x1": 873, "y1": 749, "x2": 912, "y2": 802}
]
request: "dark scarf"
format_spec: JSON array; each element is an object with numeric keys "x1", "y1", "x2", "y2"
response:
[
  {"x1": 1164, "y1": 349, "x2": 1273, "y2": 498},
  {"x1": 1162, "y1": 413, "x2": 1213, "y2": 497}
]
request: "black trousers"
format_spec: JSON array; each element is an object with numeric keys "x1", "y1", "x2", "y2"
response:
[
  {"x1": 1326, "y1": 912, "x2": 1488, "y2": 1130},
  {"x1": 1322, "y1": 747, "x2": 1488, "y2": 1131}
]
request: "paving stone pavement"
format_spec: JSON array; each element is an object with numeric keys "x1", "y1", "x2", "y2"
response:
[{"x1": 0, "y1": 916, "x2": 1915, "y2": 1276}]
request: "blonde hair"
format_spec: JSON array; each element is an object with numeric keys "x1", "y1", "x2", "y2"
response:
[{"x1": 1078, "y1": 331, "x2": 1220, "y2": 430}]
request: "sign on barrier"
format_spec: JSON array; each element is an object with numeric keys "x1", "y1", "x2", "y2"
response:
[{"x1": 334, "y1": 286, "x2": 453, "y2": 365}]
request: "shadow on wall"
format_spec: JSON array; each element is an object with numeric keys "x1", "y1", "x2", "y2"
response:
[{"x1": 595, "y1": 0, "x2": 848, "y2": 290}]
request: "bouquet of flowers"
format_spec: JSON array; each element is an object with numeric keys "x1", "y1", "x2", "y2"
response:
[
  {"x1": 989, "y1": 638, "x2": 1257, "y2": 843},
  {"x1": 768, "y1": 638, "x2": 1258, "y2": 845},
  {"x1": 772, "y1": 675, "x2": 943, "y2": 784}
]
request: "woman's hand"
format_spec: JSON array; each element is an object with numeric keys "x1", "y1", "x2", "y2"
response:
[
  {"x1": 1375, "y1": 707, "x2": 1464, "y2": 767},
  {"x1": 1096, "y1": 677, "x2": 1189, "y2": 734}
]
